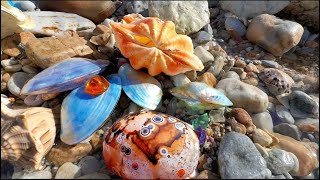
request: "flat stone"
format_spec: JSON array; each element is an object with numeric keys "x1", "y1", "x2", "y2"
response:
[
  {"x1": 7, "y1": 72, "x2": 33, "y2": 99},
  {"x1": 218, "y1": 132, "x2": 268, "y2": 179},
  {"x1": 194, "y1": 46, "x2": 215, "y2": 63},
  {"x1": 225, "y1": 17, "x2": 246, "y2": 37},
  {"x1": 47, "y1": 140, "x2": 92, "y2": 166},
  {"x1": 251, "y1": 111, "x2": 274, "y2": 132},
  {"x1": 78, "y1": 156, "x2": 102, "y2": 175},
  {"x1": 1, "y1": 32, "x2": 36, "y2": 57},
  {"x1": 195, "y1": 31, "x2": 212, "y2": 44},
  {"x1": 246, "y1": 14, "x2": 304, "y2": 56},
  {"x1": 4, "y1": 64, "x2": 22, "y2": 72},
  {"x1": 216, "y1": 78, "x2": 269, "y2": 113},
  {"x1": 261, "y1": 60, "x2": 280, "y2": 68},
  {"x1": 1, "y1": 59, "x2": 19, "y2": 67},
  {"x1": 22, "y1": 65, "x2": 38, "y2": 74},
  {"x1": 55, "y1": 162, "x2": 81, "y2": 179},
  {"x1": 209, "y1": 108, "x2": 225, "y2": 123},
  {"x1": 170, "y1": 73, "x2": 191, "y2": 87},
  {"x1": 221, "y1": 71, "x2": 240, "y2": 80},
  {"x1": 273, "y1": 123, "x2": 301, "y2": 141},
  {"x1": 148, "y1": 1, "x2": 209, "y2": 35}
]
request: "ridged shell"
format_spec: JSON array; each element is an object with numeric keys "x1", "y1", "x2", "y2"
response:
[
  {"x1": 119, "y1": 63, "x2": 162, "y2": 110},
  {"x1": 110, "y1": 14, "x2": 204, "y2": 76},
  {"x1": 21, "y1": 58, "x2": 108, "y2": 95},
  {"x1": 169, "y1": 82, "x2": 233, "y2": 110},
  {"x1": 1, "y1": 107, "x2": 56, "y2": 170},
  {"x1": 60, "y1": 74, "x2": 121, "y2": 145}
]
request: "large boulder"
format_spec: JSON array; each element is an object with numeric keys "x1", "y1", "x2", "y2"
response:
[
  {"x1": 219, "y1": 1, "x2": 290, "y2": 19},
  {"x1": 246, "y1": 14, "x2": 304, "y2": 56},
  {"x1": 148, "y1": 1, "x2": 210, "y2": 35}
]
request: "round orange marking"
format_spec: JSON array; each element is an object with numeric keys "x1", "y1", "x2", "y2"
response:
[
  {"x1": 84, "y1": 75, "x2": 109, "y2": 96},
  {"x1": 177, "y1": 169, "x2": 185, "y2": 178}
]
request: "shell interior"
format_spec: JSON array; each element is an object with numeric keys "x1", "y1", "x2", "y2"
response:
[
  {"x1": 119, "y1": 63, "x2": 163, "y2": 110},
  {"x1": 60, "y1": 74, "x2": 122, "y2": 145}
]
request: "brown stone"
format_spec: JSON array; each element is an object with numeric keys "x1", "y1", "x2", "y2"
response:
[
  {"x1": 196, "y1": 72, "x2": 217, "y2": 87},
  {"x1": 272, "y1": 133, "x2": 319, "y2": 177},
  {"x1": 1, "y1": 32, "x2": 36, "y2": 57},
  {"x1": 46, "y1": 140, "x2": 92, "y2": 166},
  {"x1": 234, "y1": 59, "x2": 246, "y2": 68},
  {"x1": 25, "y1": 36, "x2": 93, "y2": 69},
  {"x1": 231, "y1": 108, "x2": 256, "y2": 133},
  {"x1": 246, "y1": 14, "x2": 304, "y2": 56}
]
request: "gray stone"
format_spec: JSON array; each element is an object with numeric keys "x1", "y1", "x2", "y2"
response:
[
  {"x1": 19, "y1": 170, "x2": 52, "y2": 179},
  {"x1": 55, "y1": 162, "x2": 81, "y2": 179},
  {"x1": 7, "y1": 72, "x2": 33, "y2": 99},
  {"x1": 204, "y1": 24, "x2": 213, "y2": 35},
  {"x1": 251, "y1": 111, "x2": 274, "y2": 132},
  {"x1": 276, "y1": 105, "x2": 295, "y2": 124},
  {"x1": 299, "y1": 27, "x2": 311, "y2": 46},
  {"x1": 218, "y1": 132, "x2": 268, "y2": 179},
  {"x1": 261, "y1": 60, "x2": 280, "y2": 68},
  {"x1": 219, "y1": 1, "x2": 289, "y2": 19},
  {"x1": 209, "y1": 108, "x2": 225, "y2": 123},
  {"x1": 221, "y1": 71, "x2": 240, "y2": 80},
  {"x1": 148, "y1": 1, "x2": 210, "y2": 35},
  {"x1": 78, "y1": 156, "x2": 102, "y2": 175},
  {"x1": 195, "y1": 31, "x2": 212, "y2": 44},
  {"x1": 230, "y1": 67, "x2": 244, "y2": 75},
  {"x1": 246, "y1": 14, "x2": 304, "y2": 56},
  {"x1": 77, "y1": 172, "x2": 111, "y2": 179},
  {"x1": 269, "y1": 174, "x2": 286, "y2": 179},
  {"x1": 170, "y1": 74, "x2": 191, "y2": 87},
  {"x1": 4, "y1": 64, "x2": 22, "y2": 72},
  {"x1": 289, "y1": 90, "x2": 319, "y2": 119},
  {"x1": 276, "y1": 93, "x2": 291, "y2": 109},
  {"x1": 274, "y1": 123, "x2": 301, "y2": 141},
  {"x1": 266, "y1": 149, "x2": 296, "y2": 175},
  {"x1": 216, "y1": 78, "x2": 269, "y2": 113},
  {"x1": 225, "y1": 17, "x2": 246, "y2": 37},
  {"x1": 22, "y1": 65, "x2": 38, "y2": 74},
  {"x1": 194, "y1": 46, "x2": 214, "y2": 63}
]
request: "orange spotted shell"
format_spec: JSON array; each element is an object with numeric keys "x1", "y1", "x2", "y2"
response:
[
  {"x1": 110, "y1": 14, "x2": 204, "y2": 76},
  {"x1": 103, "y1": 111, "x2": 200, "y2": 179}
]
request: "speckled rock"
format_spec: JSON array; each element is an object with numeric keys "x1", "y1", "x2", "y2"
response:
[
  {"x1": 289, "y1": 91, "x2": 319, "y2": 119},
  {"x1": 218, "y1": 132, "x2": 268, "y2": 179},
  {"x1": 258, "y1": 68, "x2": 295, "y2": 96},
  {"x1": 246, "y1": 14, "x2": 304, "y2": 56},
  {"x1": 266, "y1": 149, "x2": 297, "y2": 175},
  {"x1": 251, "y1": 111, "x2": 274, "y2": 132},
  {"x1": 216, "y1": 78, "x2": 269, "y2": 113},
  {"x1": 148, "y1": 1, "x2": 210, "y2": 35}
]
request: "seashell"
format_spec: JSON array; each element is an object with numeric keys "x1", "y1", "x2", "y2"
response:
[
  {"x1": 110, "y1": 14, "x2": 204, "y2": 76},
  {"x1": 1, "y1": 107, "x2": 56, "y2": 170},
  {"x1": 103, "y1": 110, "x2": 200, "y2": 179},
  {"x1": 169, "y1": 82, "x2": 233, "y2": 110},
  {"x1": 258, "y1": 68, "x2": 294, "y2": 96},
  {"x1": 118, "y1": 63, "x2": 162, "y2": 110},
  {"x1": 21, "y1": 58, "x2": 109, "y2": 96},
  {"x1": 1, "y1": 94, "x2": 29, "y2": 120},
  {"x1": 60, "y1": 74, "x2": 122, "y2": 145}
]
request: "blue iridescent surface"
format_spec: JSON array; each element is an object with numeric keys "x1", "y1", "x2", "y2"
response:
[
  {"x1": 60, "y1": 74, "x2": 121, "y2": 145},
  {"x1": 118, "y1": 64, "x2": 163, "y2": 110},
  {"x1": 21, "y1": 58, "x2": 108, "y2": 95}
]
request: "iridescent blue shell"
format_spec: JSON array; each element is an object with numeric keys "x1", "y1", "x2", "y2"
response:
[
  {"x1": 21, "y1": 58, "x2": 108, "y2": 95},
  {"x1": 60, "y1": 74, "x2": 121, "y2": 145}
]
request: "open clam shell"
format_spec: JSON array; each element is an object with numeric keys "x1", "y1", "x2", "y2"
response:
[
  {"x1": 169, "y1": 82, "x2": 233, "y2": 110},
  {"x1": 118, "y1": 63, "x2": 163, "y2": 110},
  {"x1": 60, "y1": 74, "x2": 121, "y2": 145},
  {"x1": 21, "y1": 58, "x2": 109, "y2": 95}
]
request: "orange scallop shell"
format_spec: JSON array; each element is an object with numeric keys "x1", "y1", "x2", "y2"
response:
[{"x1": 110, "y1": 14, "x2": 204, "y2": 76}]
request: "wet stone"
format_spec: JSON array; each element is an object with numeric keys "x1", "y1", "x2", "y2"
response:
[
  {"x1": 55, "y1": 162, "x2": 81, "y2": 179},
  {"x1": 273, "y1": 123, "x2": 301, "y2": 141}
]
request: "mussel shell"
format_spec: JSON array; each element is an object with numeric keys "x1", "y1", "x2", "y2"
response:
[
  {"x1": 60, "y1": 74, "x2": 121, "y2": 145},
  {"x1": 118, "y1": 63, "x2": 162, "y2": 110},
  {"x1": 21, "y1": 58, "x2": 108, "y2": 95},
  {"x1": 169, "y1": 82, "x2": 233, "y2": 110}
]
